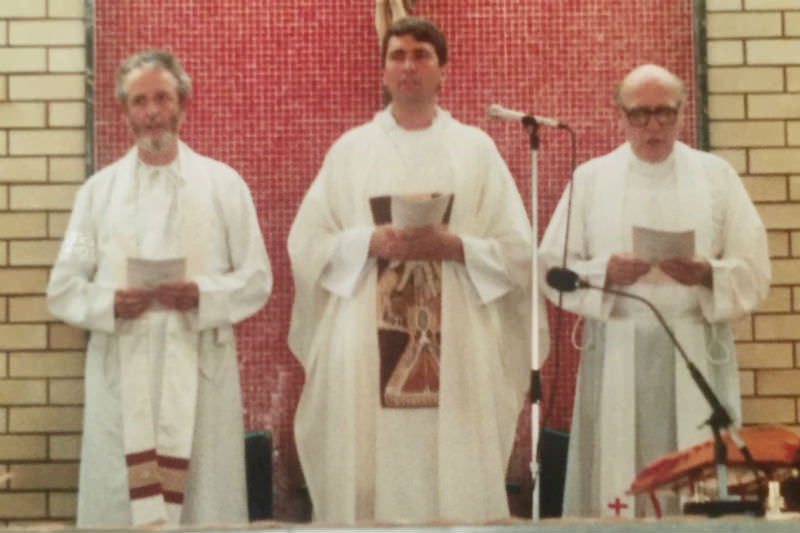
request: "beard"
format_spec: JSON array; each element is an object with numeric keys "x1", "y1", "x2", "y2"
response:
[
  {"x1": 135, "y1": 128, "x2": 178, "y2": 153},
  {"x1": 128, "y1": 113, "x2": 182, "y2": 155}
]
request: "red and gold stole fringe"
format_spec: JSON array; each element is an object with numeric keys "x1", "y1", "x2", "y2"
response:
[{"x1": 126, "y1": 449, "x2": 189, "y2": 504}]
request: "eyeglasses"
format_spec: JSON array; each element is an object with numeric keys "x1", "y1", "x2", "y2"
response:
[{"x1": 621, "y1": 105, "x2": 680, "y2": 127}]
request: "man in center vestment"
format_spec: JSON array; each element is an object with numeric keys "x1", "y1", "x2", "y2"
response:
[
  {"x1": 539, "y1": 64, "x2": 770, "y2": 518},
  {"x1": 288, "y1": 17, "x2": 546, "y2": 523}
]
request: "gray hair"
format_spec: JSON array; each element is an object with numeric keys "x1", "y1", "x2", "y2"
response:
[
  {"x1": 613, "y1": 63, "x2": 686, "y2": 108},
  {"x1": 114, "y1": 49, "x2": 192, "y2": 105}
]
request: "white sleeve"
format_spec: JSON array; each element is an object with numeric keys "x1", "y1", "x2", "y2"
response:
[
  {"x1": 193, "y1": 177, "x2": 272, "y2": 330},
  {"x1": 697, "y1": 168, "x2": 770, "y2": 322},
  {"x1": 461, "y1": 234, "x2": 516, "y2": 303},
  {"x1": 47, "y1": 184, "x2": 117, "y2": 333},
  {"x1": 457, "y1": 137, "x2": 533, "y2": 305},
  {"x1": 538, "y1": 180, "x2": 617, "y2": 320}
]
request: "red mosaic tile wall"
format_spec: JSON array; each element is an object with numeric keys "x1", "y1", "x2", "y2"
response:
[{"x1": 94, "y1": 0, "x2": 696, "y2": 519}]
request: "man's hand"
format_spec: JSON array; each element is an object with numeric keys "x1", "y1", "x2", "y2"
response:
[
  {"x1": 369, "y1": 224, "x2": 464, "y2": 262},
  {"x1": 606, "y1": 253, "x2": 651, "y2": 287},
  {"x1": 153, "y1": 281, "x2": 200, "y2": 311},
  {"x1": 114, "y1": 288, "x2": 153, "y2": 319},
  {"x1": 659, "y1": 255, "x2": 713, "y2": 288},
  {"x1": 402, "y1": 225, "x2": 464, "y2": 262},
  {"x1": 369, "y1": 225, "x2": 409, "y2": 260}
]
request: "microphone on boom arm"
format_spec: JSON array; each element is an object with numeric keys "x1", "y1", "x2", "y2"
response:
[{"x1": 544, "y1": 265, "x2": 766, "y2": 515}]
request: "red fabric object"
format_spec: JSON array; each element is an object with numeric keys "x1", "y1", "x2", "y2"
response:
[{"x1": 629, "y1": 425, "x2": 800, "y2": 496}]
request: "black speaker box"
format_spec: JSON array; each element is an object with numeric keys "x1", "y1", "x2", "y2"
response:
[
  {"x1": 245, "y1": 430, "x2": 273, "y2": 520},
  {"x1": 538, "y1": 426, "x2": 569, "y2": 518}
]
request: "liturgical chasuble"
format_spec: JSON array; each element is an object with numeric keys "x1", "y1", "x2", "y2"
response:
[{"x1": 289, "y1": 107, "x2": 548, "y2": 523}]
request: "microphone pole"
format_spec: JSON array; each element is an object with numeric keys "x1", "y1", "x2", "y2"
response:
[
  {"x1": 488, "y1": 104, "x2": 573, "y2": 520},
  {"x1": 523, "y1": 115, "x2": 543, "y2": 522},
  {"x1": 554, "y1": 274, "x2": 765, "y2": 515},
  {"x1": 521, "y1": 114, "x2": 572, "y2": 521}
]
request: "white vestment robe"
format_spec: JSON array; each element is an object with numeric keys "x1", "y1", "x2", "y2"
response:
[
  {"x1": 288, "y1": 107, "x2": 545, "y2": 523},
  {"x1": 539, "y1": 142, "x2": 770, "y2": 518},
  {"x1": 47, "y1": 142, "x2": 272, "y2": 528}
]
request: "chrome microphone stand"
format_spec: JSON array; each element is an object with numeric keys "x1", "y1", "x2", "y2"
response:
[{"x1": 521, "y1": 115, "x2": 543, "y2": 521}]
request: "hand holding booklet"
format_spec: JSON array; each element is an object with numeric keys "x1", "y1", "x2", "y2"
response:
[
  {"x1": 126, "y1": 257, "x2": 187, "y2": 312},
  {"x1": 632, "y1": 227, "x2": 696, "y2": 285}
]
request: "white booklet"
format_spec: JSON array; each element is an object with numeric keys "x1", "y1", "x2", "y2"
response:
[
  {"x1": 126, "y1": 257, "x2": 186, "y2": 290},
  {"x1": 632, "y1": 226, "x2": 695, "y2": 264},
  {"x1": 390, "y1": 193, "x2": 454, "y2": 228}
]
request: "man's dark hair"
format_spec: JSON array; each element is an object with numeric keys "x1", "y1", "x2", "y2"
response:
[{"x1": 381, "y1": 16, "x2": 448, "y2": 66}]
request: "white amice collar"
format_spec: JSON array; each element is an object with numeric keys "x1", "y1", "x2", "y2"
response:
[
  {"x1": 136, "y1": 156, "x2": 182, "y2": 183},
  {"x1": 627, "y1": 145, "x2": 676, "y2": 179},
  {"x1": 380, "y1": 105, "x2": 445, "y2": 134}
]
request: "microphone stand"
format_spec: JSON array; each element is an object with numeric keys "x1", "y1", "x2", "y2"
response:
[
  {"x1": 521, "y1": 116, "x2": 543, "y2": 521},
  {"x1": 574, "y1": 279, "x2": 766, "y2": 516}
]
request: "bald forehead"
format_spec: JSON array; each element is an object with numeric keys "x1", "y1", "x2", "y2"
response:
[{"x1": 618, "y1": 65, "x2": 685, "y2": 105}]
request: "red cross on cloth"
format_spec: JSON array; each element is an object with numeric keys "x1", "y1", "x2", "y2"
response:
[{"x1": 607, "y1": 497, "x2": 629, "y2": 516}]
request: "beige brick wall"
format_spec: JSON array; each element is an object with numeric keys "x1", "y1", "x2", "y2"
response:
[
  {"x1": 708, "y1": 1, "x2": 800, "y2": 428},
  {"x1": 0, "y1": 0, "x2": 86, "y2": 524}
]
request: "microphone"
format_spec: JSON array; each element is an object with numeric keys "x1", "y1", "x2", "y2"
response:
[
  {"x1": 486, "y1": 103, "x2": 565, "y2": 129},
  {"x1": 545, "y1": 267, "x2": 583, "y2": 292}
]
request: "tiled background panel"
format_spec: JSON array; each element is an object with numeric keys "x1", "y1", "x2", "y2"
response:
[{"x1": 95, "y1": 0, "x2": 696, "y2": 520}]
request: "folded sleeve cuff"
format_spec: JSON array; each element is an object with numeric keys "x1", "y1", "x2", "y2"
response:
[
  {"x1": 462, "y1": 234, "x2": 515, "y2": 304},
  {"x1": 86, "y1": 283, "x2": 117, "y2": 333},
  {"x1": 194, "y1": 278, "x2": 226, "y2": 330},
  {"x1": 319, "y1": 227, "x2": 373, "y2": 298}
]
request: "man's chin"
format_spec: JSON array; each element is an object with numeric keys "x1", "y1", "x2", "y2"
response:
[
  {"x1": 635, "y1": 141, "x2": 674, "y2": 163},
  {"x1": 136, "y1": 134, "x2": 176, "y2": 154}
]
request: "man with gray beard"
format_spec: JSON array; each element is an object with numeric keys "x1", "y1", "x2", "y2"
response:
[{"x1": 47, "y1": 49, "x2": 272, "y2": 528}]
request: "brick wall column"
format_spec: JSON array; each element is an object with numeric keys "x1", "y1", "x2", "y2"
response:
[
  {"x1": 707, "y1": 0, "x2": 800, "y2": 427},
  {"x1": 0, "y1": 0, "x2": 87, "y2": 525}
]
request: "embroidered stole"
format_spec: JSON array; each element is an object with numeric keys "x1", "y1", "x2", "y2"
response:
[
  {"x1": 370, "y1": 194, "x2": 454, "y2": 408},
  {"x1": 110, "y1": 148, "x2": 209, "y2": 525}
]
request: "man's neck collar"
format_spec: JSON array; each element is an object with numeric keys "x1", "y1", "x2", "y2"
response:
[
  {"x1": 389, "y1": 103, "x2": 438, "y2": 130},
  {"x1": 628, "y1": 143, "x2": 676, "y2": 176}
]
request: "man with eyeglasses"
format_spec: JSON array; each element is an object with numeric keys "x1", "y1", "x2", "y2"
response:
[{"x1": 539, "y1": 64, "x2": 770, "y2": 518}]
